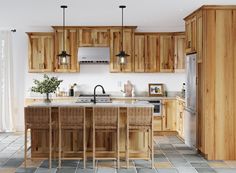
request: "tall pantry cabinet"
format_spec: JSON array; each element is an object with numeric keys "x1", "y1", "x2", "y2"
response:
[{"x1": 184, "y1": 6, "x2": 236, "y2": 160}]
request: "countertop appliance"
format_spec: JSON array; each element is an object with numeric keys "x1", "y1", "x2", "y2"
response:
[
  {"x1": 78, "y1": 47, "x2": 110, "y2": 64},
  {"x1": 184, "y1": 53, "x2": 197, "y2": 148},
  {"x1": 148, "y1": 100, "x2": 162, "y2": 116},
  {"x1": 76, "y1": 94, "x2": 111, "y2": 103}
]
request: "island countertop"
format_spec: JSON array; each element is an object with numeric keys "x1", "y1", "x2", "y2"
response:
[{"x1": 26, "y1": 100, "x2": 154, "y2": 108}]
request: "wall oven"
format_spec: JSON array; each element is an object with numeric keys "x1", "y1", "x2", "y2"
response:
[{"x1": 148, "y1": 100, "x2": 162, "y2": 116}]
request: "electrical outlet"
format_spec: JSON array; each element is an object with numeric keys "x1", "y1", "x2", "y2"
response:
[{"x1": 117, "y1": 81, "x2": 122, "y2": 87}]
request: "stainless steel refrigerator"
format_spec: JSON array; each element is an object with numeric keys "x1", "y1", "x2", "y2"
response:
[{"x1": 184, "y1": 53, "x2": 197, "y2": 148}]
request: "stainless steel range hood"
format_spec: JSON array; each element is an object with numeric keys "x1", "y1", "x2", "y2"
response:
[{"x1": 78, "y1": 47, "x2": 110, "y2": 64}]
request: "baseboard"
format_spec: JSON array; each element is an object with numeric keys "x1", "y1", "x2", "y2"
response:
[
  {"x1": 154, "y1": 131, "x2": 178, "y2": 136},
  {"x1": 15, "y1": 125, "x2": 24, "y2": 132}
]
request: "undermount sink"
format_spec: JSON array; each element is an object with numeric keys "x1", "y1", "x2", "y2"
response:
[{"x1": 76, "y1": 94, "x2": 111, "y2": 103}]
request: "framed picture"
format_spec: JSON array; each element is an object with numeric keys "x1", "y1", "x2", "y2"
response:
[{"x1": 148, "y1": 83, "x2": 164, "y2": 96}]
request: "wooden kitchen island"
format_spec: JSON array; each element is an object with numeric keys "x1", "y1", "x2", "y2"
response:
[{"x1": 25, "y1": 101, "x2": 154, "y2": 160}]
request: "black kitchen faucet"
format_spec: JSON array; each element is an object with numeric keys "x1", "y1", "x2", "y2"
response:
[{"x1": 93, "y1": 85, "x2": 106, "y2": 104}]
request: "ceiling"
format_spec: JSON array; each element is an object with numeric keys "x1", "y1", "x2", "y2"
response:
[{"x1": 0, "y1": 0, "x2": 235, "y2": 31}]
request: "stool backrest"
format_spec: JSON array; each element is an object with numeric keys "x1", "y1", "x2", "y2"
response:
[
  {"x1": 93, "y1": 107, "x2": 119, "y2": 127},
  {"x1": 59, "y1": 107, "x2": 85, "y2": 126},
  {"x1": 127, "y1": 107, "x2": 153, "y2": 126},
  {"x1": 25, "y1": 107, "x2": 51, "y2": 125}
]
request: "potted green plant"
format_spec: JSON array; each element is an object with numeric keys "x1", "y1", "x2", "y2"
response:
[{"x1": 31, "y1": 74, "x2": 63, "y2": 103}]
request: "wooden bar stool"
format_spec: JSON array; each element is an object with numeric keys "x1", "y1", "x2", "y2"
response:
[
  {"x1": 126, "y1": 107, "x2": 154, "y2": 168},
  {"x1": 24, "y1": 107, "x2": 53, "y2": 168},
  {"x1": 58, "y1": 107, "x2": 86, "y2": 168},
  {"x1": 92, "y1": 107, "x2": 120, "y2": 168}
]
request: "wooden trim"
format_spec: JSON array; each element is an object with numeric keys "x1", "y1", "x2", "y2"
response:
[
  {"x1": 52, "y1": 26, "x2": 137, "y2": 30},
  {"x1": 26, "y1": 32, "x2": 54, "y2": 36},
  {"x1": 154, "y1": 131, "x2": 178, "y2": 136},
  {"x1": 184, "y1": 5, "x2": 236, "y2": 20},
  {"x1": 135, "y1": 32, "x2": 184, "y2": 35}
]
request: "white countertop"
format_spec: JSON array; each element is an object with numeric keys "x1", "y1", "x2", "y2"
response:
[
  {"x1": 27, "y1": 100, "x2": 154, "y2": 108},
  {"x1": 25, "y1": 96, "x2": 178, "y2": 100}
]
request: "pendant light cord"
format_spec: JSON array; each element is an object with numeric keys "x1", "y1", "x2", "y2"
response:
[
  {"x1": 121, "y1": 7, "x2": 124, "y2": 51},
  {"x1": 63, "y1": 7, "x2": 65, "y2": 51}
]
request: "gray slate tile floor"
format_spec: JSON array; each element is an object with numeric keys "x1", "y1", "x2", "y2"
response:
[{"x1": 0, "y1": 133, "x2": 236, "y2": 173}]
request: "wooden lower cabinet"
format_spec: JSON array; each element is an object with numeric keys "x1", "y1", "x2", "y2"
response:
[
  {"x1": 153, "y1": 100, "x2": 176, "y2": 132},
  {"x1": 30, "y1": 107, "x2": 150, "y2": 159},
  {"x1": 176, "y1": 99, "x2": 185, "y2": 139},
  {"x1": 153, "y1": 116, "x2": 162, "y2": 131}
]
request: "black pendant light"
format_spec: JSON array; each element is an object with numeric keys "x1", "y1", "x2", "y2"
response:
[
  {"x1": 116, "y1": 5, "x2": 129, "y2": 65},
  {"x1": 58, "y1": 5, "x2": 70, "y2": 65}
]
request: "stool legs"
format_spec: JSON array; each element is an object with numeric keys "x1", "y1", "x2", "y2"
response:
[
  {"x1": 93, "y1": 119, "x2": 95, "y2": 168},
  {"x1": 24, "y1": 127, "x2": 52, "y2": 169},
  {"x1": 49, "y1": 123, "x2": 52, "y2": 169},
  {"x1": 58, "y1": 122, "x2": 62, "y2": 168},
  {"x1": 151, "y1": 128, "x2": 154, "y2": 168},
  {"x1": 24, "y1": 128, "x2": 27, "y2": 168},
  {"x1": 126, "y1": 125, "x2": 129, "y2": 168},
  {"x1": 126, "y1": 128, "x2": 154, "y2": 169},
  {"x1": 117, "y1": 126, "x2": 120, "y2": 168},
  {"x1": 83, "y1": 116, "x2": 86, "y2": 169}
]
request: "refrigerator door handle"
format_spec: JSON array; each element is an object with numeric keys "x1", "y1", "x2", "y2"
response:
[{"x1": 184, "y1": 107, "x2": 196, "y2": 115}]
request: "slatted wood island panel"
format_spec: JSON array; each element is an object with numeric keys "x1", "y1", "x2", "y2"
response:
[{"x1": 26, "y1": 104, "x2": 154, "y2": 159}]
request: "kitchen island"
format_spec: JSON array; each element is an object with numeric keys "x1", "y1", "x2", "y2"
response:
[{"x1": 25, "y1": 101, "x2": 154, "y2": 159}]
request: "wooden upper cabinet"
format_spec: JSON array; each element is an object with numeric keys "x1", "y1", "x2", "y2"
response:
[
  {"x1": 135, "y1": 33, "x2": 185, "y2": 73},
  {"x1": 27, "y1": 32, "x2": 54, "y2": 72},
  {"x1": 160, "y1": 35, "x2": 174, "y2": 72},
  {"x1": 94, "y1": 29, "x2": 109, "y2": 46},
  {"x1": 174, "y1": 34, "x2": 186, "y2": 72},
  {"x1": 146, "y1": 35, "x2": 160, "y2": 72},
  {"x1": 196, "y1": 11, "x2": 203, "y2": 63},
  {"x1": 134, "y1": 35, "x2": 145, "y2": 72},
  {"x1": 110, "y1": 29, "x2": 121, "y2": 72},
  {"x1": 78, "y1": 29, "x2": 93, "y2": 46},
  {"x1": 185, "y1": 15, "x2": 197, "y2": 53},
  {"x1": 78, "y1": 28, "x2": 109, "y2": 47},
  {"x1": 134, "y1": 34, "x2": 160, "y2": 73},
  {"x1": 54, "y1": 28, "x2": 79, "y2": 72},
  {"x1": 110, "y1": 28, "x2": 133, "y2": 72}
]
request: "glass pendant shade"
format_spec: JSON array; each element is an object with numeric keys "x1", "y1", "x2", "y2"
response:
[
  {"x1": 58, "y1": 51, "x2": 70, "y2": 65},
  {"x1": 116, "y1": 50, "x2": 129, "y2": 65}
]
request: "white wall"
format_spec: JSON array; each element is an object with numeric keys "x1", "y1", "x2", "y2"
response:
[
  {"x1": 12, "y1": 26, "x2": 185, "y2": 131},
  {"x1": 26, "y1": 65, "x2": 185, "y2": 96}
]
